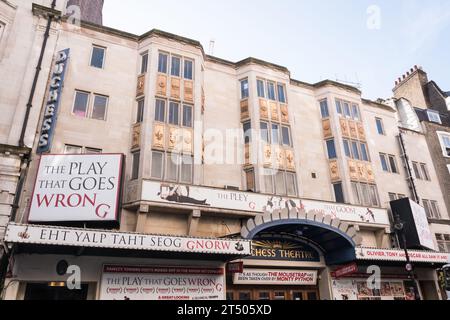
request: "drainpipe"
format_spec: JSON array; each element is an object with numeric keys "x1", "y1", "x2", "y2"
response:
[
  {"x1": 18, "y1": 0, "x2": 57, "y2": 148},
  {"x1": 398, "y1": 132, "x2": 420, "y2": 203}
]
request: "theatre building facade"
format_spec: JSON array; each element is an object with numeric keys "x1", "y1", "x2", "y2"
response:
[{"x1": 1, "y1": 1, "x2": 450, "y2": 300}]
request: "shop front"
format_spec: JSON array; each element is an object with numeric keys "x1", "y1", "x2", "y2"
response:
[{"x1": 2, "y1": 224, "x2": 251, "y2": 300}]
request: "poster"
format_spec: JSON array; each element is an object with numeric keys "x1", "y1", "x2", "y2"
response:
[{"x1": 234, "y1": 269, "x2": 318, "y2": 286}]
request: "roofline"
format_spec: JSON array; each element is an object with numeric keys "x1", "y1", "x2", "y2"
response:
[{"x1": 361, "y1": 99, "x2": 396, "y2": 113}]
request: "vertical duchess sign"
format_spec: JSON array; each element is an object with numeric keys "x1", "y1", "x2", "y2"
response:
[
  {"x1": 37, "y1": 48, "x2": 70, "y2": 154},
  {"x1": 28, "y1": 154, "x2": 123, "y2": 222}
]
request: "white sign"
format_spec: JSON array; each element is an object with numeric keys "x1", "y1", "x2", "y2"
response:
[
  {"x1": 100, "y1": 265, "x2": 225, "y2": 301},
  {"x1": 233, "y1": 269, "x2": 318, "y2": 286},
  {"x1": 4, "y1": 224, "x2": 251, "y2": 256},
  {"x1": 356, "y1": 248, "x2": 450, "y2": 264},
  {"x1": 142, "y1": 181, "x2": 390, "y2": 225},
  {"x1": 29, "y1": 154, "x2": 123, "y2": 222},
  {"x1": 410, "y1": 200, "x2": 436, "y2": 251}
]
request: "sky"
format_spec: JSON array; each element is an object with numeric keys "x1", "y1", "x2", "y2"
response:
[{"x1": 103, "y1": 0, "x2": 450, "y2": 100}]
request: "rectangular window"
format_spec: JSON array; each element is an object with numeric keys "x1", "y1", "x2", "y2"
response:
[
  {"x1": 360, "y1": 143, "x2": 369, "y2": 162},
  {"x1": 360, "y1": 183, "x2": 370, "y2": 206},
  {"x1": 155, "y1": 100, "x2": 166, "y2": 122},
  {"x1": 90, "y1": 46, "x2": 105, "y2": 69},
  {"x1": 439, "y1": 133, "x2": 450, "y2": 157},
  {"x1": 277, "y1": 84, "x2": 286, "y2": 103},
  {"x1": 286, "y1": 172, "x2": 297, "y2": 196},
  {"x1": 141, "y1": 53, "x2": 148, "y2": 74},
  {"x1": 352, "y1": 183, "x2": 362, "y2": 205},
  {"x1": 91, "y1": 94, "x2": 108, "y2": 121},
  {"x1": 281, "y1": 126, "x2": 292, "y2": 147},
  {"x1": 423, "y1": 200, "x2": 432, "y2": 219},
  {"x1": 151, "y1": 151, "x2": 164, "y2": 180},
  {"x1": 182, "y1": 105, "x2": 193, "y2": 128},
  {"x1": 267, "y1": 82, "x2": 276, "y2": 101},
  {"x1": 166, "y1": 153, "x2": 179, "y2": 182},
  {"x1": 343, "y1": 140, "x2": 351, "y2": 158},
  {"x1": 171, "y1": 56, "x2": 181, "y2": 77},
  {"x1": 412, "y1": 162, "x2": 422, "y2": 180},
  {"x1": 380, "y1": 154, "x2": 389, "y2": 172},
  {"x1": 158, "y1": 52, "x2": 168, "y2": 73},
  {"x1": 257, "y1": 80, "x2": 265, "y2": 98},
  {"x1": 184, "y1": 59, "x2": 194, "y2": 80},
  {"x1": 245, "y1": 169, "x2": 255, "y2": 192},
  {"x1": 336, "y1": 100, "x2": 342, "y2": 115},
  {"x1": 136, "y1": 99, "x2": 145, "y2": 123},
  {"x1": 343, "y1": 102, "x2": 351, "y2": 118},
  {"x1": 73, "y1": 91, "x2": 90, "y2": 118},
  {"x1": 333, "y1": 183, "x2": 345, "y2": 204},
  {"x1": 369, "y1": 185, "x2": 380, "y2": 207},
  {"x1": 351, "y1": 141, "x2": 360, "y2": 160},
  {"x1": 243, "y1": 121, "x2": 252, "y2": 144},
  {"x1": 169, "y1": 102, "x2": 180, "y2": 125},
  {"x1": 320, "y1": 100, "x2": 329, "y2": 118},
  {"x1": 271, "y1": 124, "x2": 280, "y2": 145},
  {"x1": 260, "y1": 122, "x2": 270, "y2": 143},
  {"x1": 180, "y1": 155, "x2": 193, "y2": 184},
  {"x1": 436, "y1": 234, "x2": 450, "y2": 253},
  {"x1": 389, "y1": 193, "x2": 397, "y2": 202},
  {"x1": 427, "y1": 110, "x2": 442, "y2": 124},
  {"x1": 275, "y1": 171, "x2": 287, "y2": 196},
  {"x1": 326, "y1": 140, "x2": 337, "y2": 159},
  {"x1": 64, "y1": 145, "x2": 83, "y2": 154},
  {"x1": 388, "y1": 155, "x2": 398, "y2": 174},
  {"x1": 351, "y1": 104, "x2": 360, "y2": 121},
  {"x1": 420, "y1": 163, "x2": 430, "y2": 181},
  {"x1": 264, "y1": 174, "x2": 274, "y2": 194},
  {"x1": 376, "y1": 118, "x2": 385, "y2": 135},
  {"x1": 430, "y1": 201, "x2": 441, "y2": 219},
  {"x1": 85, "y1": 148, "x2": 102, "y2": 154},
  {"x1": 131, "y1": 151, "x2": 140, "y2": 180},
  {"x1": 240, "y1": 79, "x2": 249, "y2": 99}
]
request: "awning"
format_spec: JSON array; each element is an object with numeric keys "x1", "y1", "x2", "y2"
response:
[
  {"x1": 4, "y1": 223, "x2": 251, "y2": 261},
  {"x1": 356, "y1": 247, "x2": 450, "y2": 264}
]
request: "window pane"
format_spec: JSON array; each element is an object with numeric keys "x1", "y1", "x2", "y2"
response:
[
  {"x1": 277, "y1": 84, "x2": 286, "y2": 103},
  {"x1": 286, "y1": 172, "x2": 297, "y2": 196},
  {"x1": 155, "y1": 100, "x2": 166, "y2": 122},
  {"x1": 369, "y1": 185, "x2": 379, "y2": 207},
  {"x1": 380, "y1": 154, "x2": 389, "y2": 172},
  {"x1": 344, "y1": 102, "x2": 351, "y2": 117},
  {"x1": 166, "y1": 153, "x2": 179, "y2": 181},
  {"x1": 245, "y1": 170, "x2": 255, "y2": 192},
  {"x1": 73, "y1": 91, "x2": 89, "y2": 118},
  {"x1": 334, "y1": 183, "x2": 345, "y2": 204},
  {"x1": 132, "y1": 151, "x2": 140, "y2": 180},
  {"x1": 267, "y1": 82, "x2": 276, "y2": 100},
  {"x1": 427, "y1": 111, "x2": 441, "y2": 124},
  {"x1": 184, "y1": 59, "x2": 193, "y2": 80},
  {"x1": 413, "y1": 162, "x2": 422, "y2": 180},
  {"x1": 151, "y1": 152, "x2": 164, "y2": 179},
  {"x1": 137, "y1": 99, "x2": 145, "y2": 123},
  {"x1": 271, "y1": 124, "x2": 280, "y2": 145},
  {"x1": 243, "y1": 122, "x2": 252, "y2": 144},
  {"x1": 352, "y1": 105, "x2": 360, "y2": 120},
  {"x1": 64, "y1": 145, "x2": 82, "y2": 154},
  {"x1": 352, "y1": 183, "x2": 361, "y2": 205},
  {"x1": 320, "y1": 100, "x2": 329, "y2": 118},
  {"x1": 343, "y1": 140, "x2": 351, "y2": 158},
  {"x1": 141, "y1": 53, "x2": 148, "y2": 74},
  {"x1": 275, "y1": 171, "x2": 286, "y2": 195},
  {"x1": 158, "y1": 53, "x2": 168, "y2": 73},
  {"x1": 257, "y1": 80, "x2": 265, "y2": 98},
  {"x1": 360, "y1": 184, "x2": 370, "y2": 206},
  {"x1": 421, "y1": 164, "x2": 430, "y2": 181},
  {"x1": 431, "y1": 201, "x2": 441, "y2": 219},
  {"x1": 360, "y1": 143, "x2": 369, "y2": 162},
  {"x1": 389, "y1": 156, "x2": 398, "y2": 174},
  {"x1": 90, "y1": 46, "x2": 105, "y2": 68},
  {"x1": 180, "y1": 156, "x2": 193, "y2": 184},
  {"x1": 85, "y1": 148, "x2": 102, "y2": 154},
  {"x1": 423, "y1": 200, "x2": 432, "y2": 219},
  {"x1": 326, "y1": 140, "x2": 337, "y2": 159},
  {"x1": 282, "y1": 126, "x2": 291, "y2": 146},
  {"x1": 260, "y1": 122, "x2": 269, "y2": 143},
  {"x1": 183, "y1": 105, "x2": 193, "y2": 127},
  {"x1": 389, "y1": 193, "x2": 397, "y2": 202},
  {"x1": 241, "y1": 79, "x2": 249, "y2": 99},
  {"x1": 336, "y1": 100, "x2": 342, "y2": 114},
  {"x1": 376, "y1": 118, "x2": 385, "y2": 135},
  {"x1": 92, "y1": 95, "x2": 108, "y2": 120},
  {"x1": 264, "y1": 174, "x2": 274, "y2": 194},
  {"x1": 352, "y1": 142, "x2": 360, "y2": 160},
  {"x1": 169, "y1": 102, "x2": 180, "y2": 125},
  {"x1": 171, "y1": 56, "x2": 181, "y2": 77}
]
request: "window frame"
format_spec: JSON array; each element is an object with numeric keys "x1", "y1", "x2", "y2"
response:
[
  {"x1": 412, "y1": 162, "x2": 422, "y2": 180},
  {"x1": 90, "y1": 45, "x2": 106, "y2": 69},
  {"x1": 257, "y1": 79, "x2": 266, "y2": 98},
  {"x1": 131, "y1": 151, "x2": 141, "y2": 180},
  {"x1": 64, "y1": 144, "x2": 83, "y2": 154},
  {"x1": 326, "y1": 139, "x2": 338, "y2": 159},
  {"x1": 140, "y1": 52, "x2": 149, "y2": 74},
  {"x1": 376, "y1": 118, "x2": 385, "y2": 135},
  {"x1": 183, "y1": 58, "x2": 194, "y2": 80},
  {"x1": 281, "y1": 126, "x2": 292, "y2": 147},
  {"x1": 320, "y1": 99, "x2": 330, "y2": 119},
  {"x1": 182, "y1": 104, "x2": 193, "y2": 128},
  {"x1": 136, "y1": 98, "x2": 145, "y2": 123},
  {"x1": 155, "y1": 99, "x2": 166, "y2": 123},
  {"x1": 260, "y1": 122, "x2": 270, "y2": 144},
  {"x1": 437, "y1": 132, "x2": 450, "y2": 158},
  {"x1": 427, "y1": 110, "x2": 442, "y2": 124},
  {"x1": 168, "y1": 101, "x2": 180, "y2": 126},
  {"x1": 151, "y1": 151, "x2": 164, "y2": 180},
  {"x1": 420, "y1": 163, "x2": 431, "y2": 181},
  {"x1": 240, "y1": 78, "x2": 249, "y2": 100},
  {"x1": 72, "y1": 90, "x2": 90, "y2": 118},
  {"x1": 277, "y1": 83, "x2": 287, "y2": 103},
  {"x1": 170, "y1": 55, "x2": 182, "y2": 77},
  {"x1": 388, "y1": 155, "x2": 399, "y2": 174},
  {"x1": 267, "y1": 81, "x2": 277, "y2": 101},
  {"x1": 243, "y1": 121, "x2": 252, "y2": 145},
  {"x1": 91, "y1": 94, "x2": 109, "y2": 121},
  {"x1": 333, "y1": 183, "x2": 345, "y2": 204},
  {"x1": 158, "y1": 52, "x2": 169, "y2": 74}
]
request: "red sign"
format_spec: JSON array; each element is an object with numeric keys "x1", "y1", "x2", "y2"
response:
[
  {"x1": 332, "y1": 263, "x2": 358, "y2": 278},
  {"x1": 226, "y1": 262, "x2": 244, "y2": 274}
]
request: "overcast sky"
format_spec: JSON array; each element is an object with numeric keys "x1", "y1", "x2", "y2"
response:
[{"x1": 103, "y1": 0, "x2": 450, "y2": 100}]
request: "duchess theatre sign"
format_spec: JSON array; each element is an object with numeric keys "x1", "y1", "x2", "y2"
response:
[{"x1": 29, "y1": 154, "x2": 123, "y2": 222}]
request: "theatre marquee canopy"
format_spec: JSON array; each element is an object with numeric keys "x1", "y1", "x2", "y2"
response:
[{"x1": 4, "y1": 223, "x2": 251, "y2": 259}]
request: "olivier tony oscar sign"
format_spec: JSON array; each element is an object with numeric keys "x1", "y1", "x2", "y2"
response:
[
  {"x1": 28, "y1": 154, "x2": 124, "y2": 222},
  {"x1": 37, "y1": 48, "x2": 70, "y2": 154}
]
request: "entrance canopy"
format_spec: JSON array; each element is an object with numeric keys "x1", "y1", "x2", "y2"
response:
[{"x1": 241, "y1": 208, "x2": 362, "y2": 265}]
